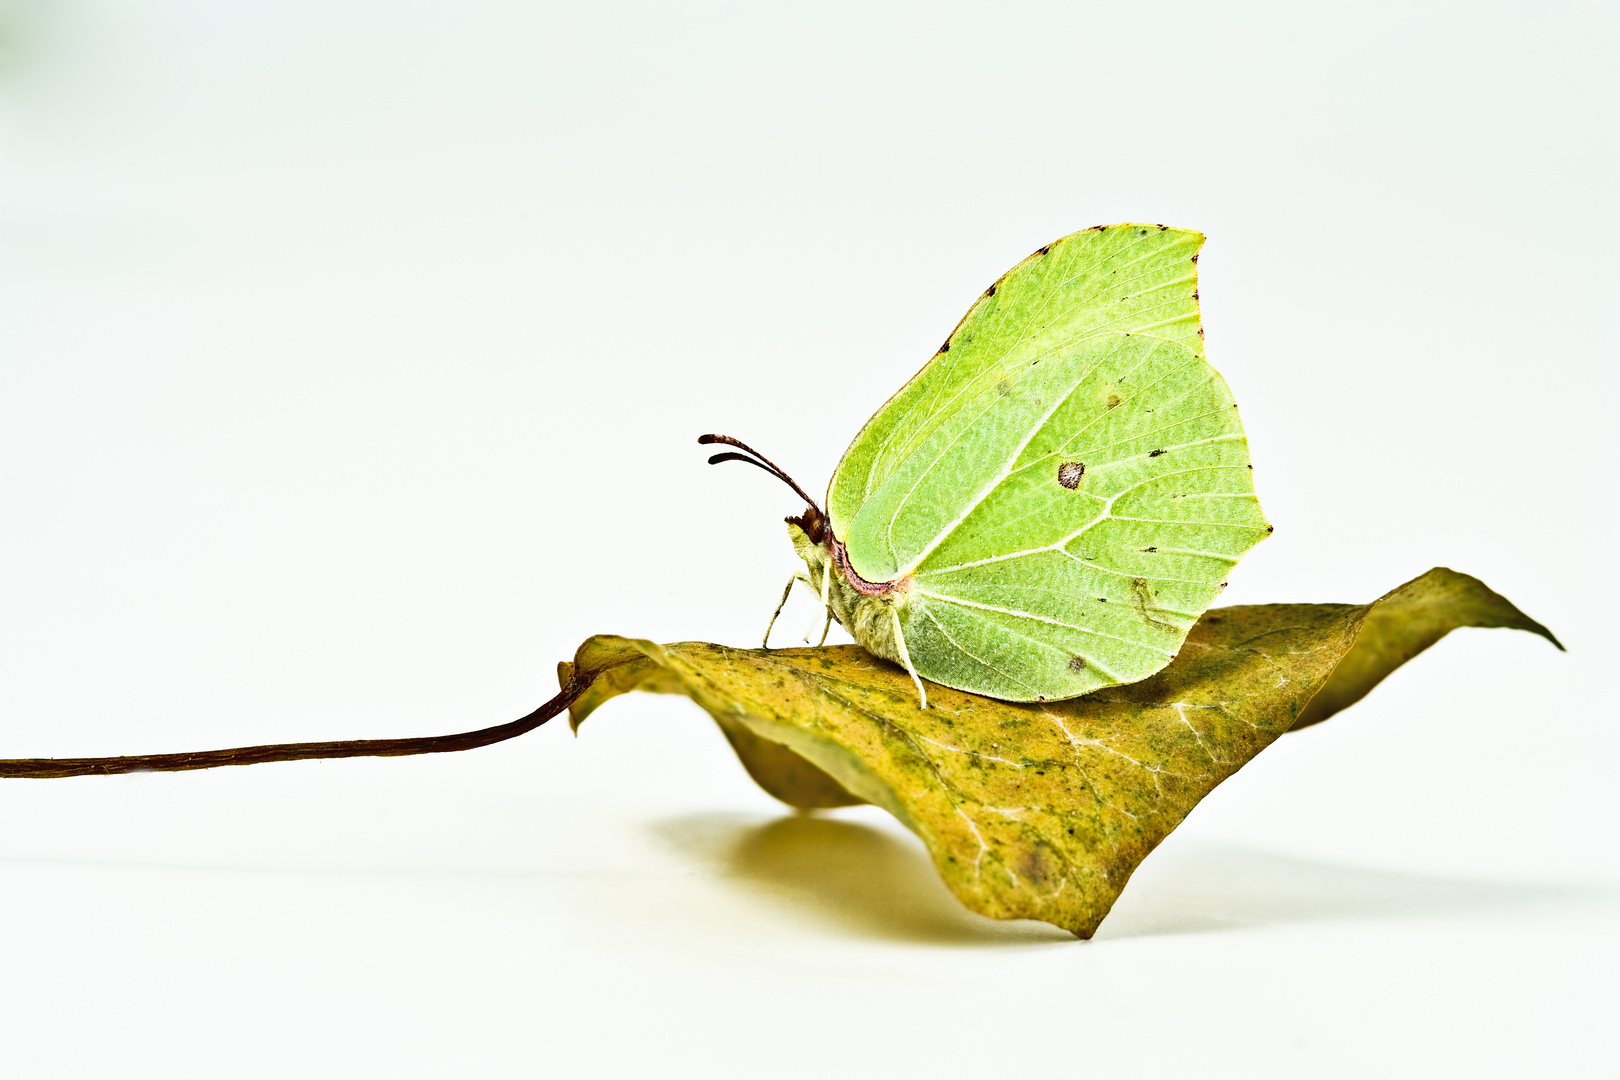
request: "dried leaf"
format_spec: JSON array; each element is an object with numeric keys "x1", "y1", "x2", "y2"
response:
[{"x1": 560, "y1": 568, "x2": 1560, "y2": 937}]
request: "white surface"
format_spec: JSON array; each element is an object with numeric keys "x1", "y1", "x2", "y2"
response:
[{"x1": 1, "y1": 1, "x2": 1615, "y2": 1075}]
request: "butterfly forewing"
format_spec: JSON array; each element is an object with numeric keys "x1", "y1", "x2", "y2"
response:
[{"x1": 827, "y1": 225, "x2": 1205, "y2": 541}]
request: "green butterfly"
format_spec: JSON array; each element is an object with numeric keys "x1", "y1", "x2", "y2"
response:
[{"x1": 703, "y1": 223, "x2": 1270, "y2": 707}]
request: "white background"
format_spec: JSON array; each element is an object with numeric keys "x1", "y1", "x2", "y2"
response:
[{"x1": 1, "y1": 1, "x2": 1615, "y2": 1075}]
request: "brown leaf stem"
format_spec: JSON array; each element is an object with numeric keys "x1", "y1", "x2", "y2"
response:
[{"x1": 0, "y1": 678, "x2": 591, "y2": 780}]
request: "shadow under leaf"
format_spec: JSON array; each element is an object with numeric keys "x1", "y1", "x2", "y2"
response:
[
  {"x1": 653, "y1": 813, "x2": 1606, "y2": 945},
  {"x1": 652, "y1": 812, "x2": 1072, "y2": 946}
]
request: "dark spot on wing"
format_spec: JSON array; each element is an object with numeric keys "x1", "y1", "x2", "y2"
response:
[
  {"x1": 1057, "y1": 462, "x2": 1085, "y2": 489},
  {"x1": 1106, "y1": 394, "x2": 1121, "y2": 409},
  {"x1": 1148, "y1": 448, "x2": 1166, "y2": 457},
  {"x1": 1067, "y1": 656, "x2": 1087, "y2": 673}
]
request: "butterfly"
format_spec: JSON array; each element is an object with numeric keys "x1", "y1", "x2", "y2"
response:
[{"x1": 703, "y1": 224, "x2": 1270, "y2": 707}]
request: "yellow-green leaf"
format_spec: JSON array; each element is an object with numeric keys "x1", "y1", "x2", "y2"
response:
[{"x1": 560, "y1": 568, "x2": 1560, "y2": 937}]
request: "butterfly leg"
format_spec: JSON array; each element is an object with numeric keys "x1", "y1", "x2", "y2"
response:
[
  {"x1": 803, "y1": 558, "x2": 834, "y2": 643},
  {"x1": 762, "y1": 575, "x2": 800, "y2": 649},
  {"x1": 888, "y1": 605, "x2": 929, "y2": 710}
]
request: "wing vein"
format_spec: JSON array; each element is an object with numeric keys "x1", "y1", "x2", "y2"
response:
[{"x1": 917, "y1": 588, "x2": 1167, "y2": 652}]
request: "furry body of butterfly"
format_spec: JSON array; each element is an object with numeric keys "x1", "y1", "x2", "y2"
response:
[{"x1": 786, "y1": 521, "x2": 916, "y2": 689}]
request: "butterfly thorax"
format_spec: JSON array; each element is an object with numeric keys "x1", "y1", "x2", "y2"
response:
[{"x1": 786, "y1": 520, "x2": 914, "y2": 666}]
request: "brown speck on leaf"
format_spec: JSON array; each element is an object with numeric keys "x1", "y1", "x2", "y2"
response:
[
  {"x1": 1247, "y1": 463, "x2": 1254, "y2": 470},
  {"x1": 985, "y1": 283, "x2": 997, "y2": 297},
  {"x1": 1057, "y1": 462, "x2": 1086, "y2": 489},
  {"x1": 1197, "y1": 327, "x2": 1205, "y2": 337},
  {"x1": 1148, "y1": 449, "x2": 1167, "y2": 458},
  {"x1": 1106, "y1": 394, "x2": 1121, "y2": 409},
  {"x1": 939, "y1": 340, "x2": 950, "y2": 353},
  {"x1": 1157, "y1": 224, "x2": 1168, "y2": 230},
  {"x1": 1037, "y1": 245, "x2": 1051, "y2": 256},
  {"x1": 1267, "y1": 525, "x2": 1276, "y2": 534},
  {"x1": 1192, "y1": 291, "x2": 1199, "y2": 300},
  {"x1": 1141, "y1": 546, "x2": 1158, "y2": 553},
  {"x1": 1097, "y1": 597, "x2": 1108, "y2": 603},
  {"x1": 1191, "y1": 253, "x2": 1199, "y2": 263},
  {"x1": 1067, "y1": 656, "x2": 1087, "y2": 673}
]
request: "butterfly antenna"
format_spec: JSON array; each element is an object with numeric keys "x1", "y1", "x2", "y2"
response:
[{"x1": 697, "y1": 434, "x2": 823, "y2": 513}]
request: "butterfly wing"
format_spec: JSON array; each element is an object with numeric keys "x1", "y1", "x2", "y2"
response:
[{"x1": 828, "y1": 224, "x2": 1269, "y2": 701}]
